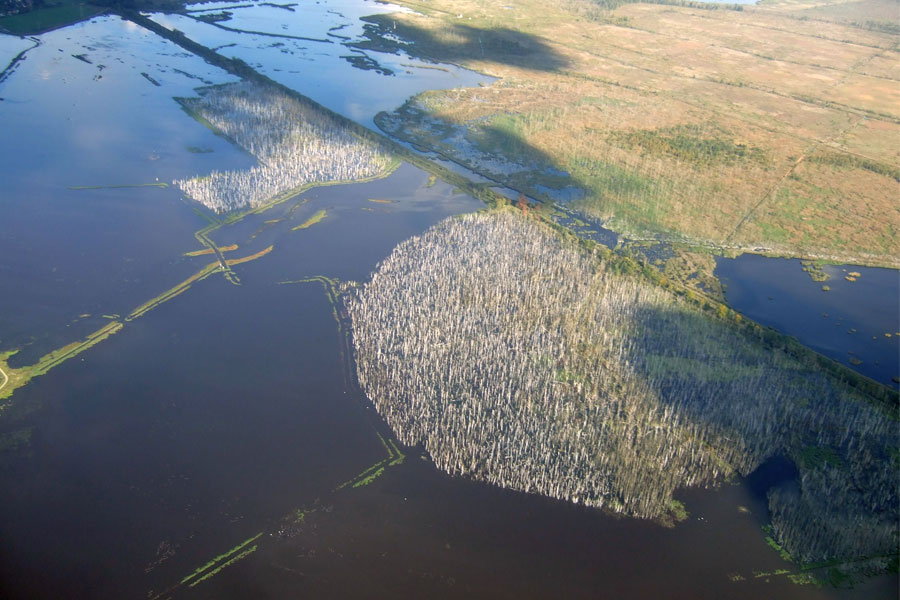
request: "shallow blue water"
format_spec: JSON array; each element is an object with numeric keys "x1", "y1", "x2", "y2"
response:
[{"x1": 151, "y1": 0, "x2": 493, "y2": 129}]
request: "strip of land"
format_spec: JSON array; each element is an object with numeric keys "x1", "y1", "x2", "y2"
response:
[{"x1": 366, "y1": 0, "x2": 900, "y2": 268}]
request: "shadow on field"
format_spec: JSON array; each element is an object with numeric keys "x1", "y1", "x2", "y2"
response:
[
  {"x1": 353, "y1": 15, "x2": 570, "y2": 73},
  {"x1": 376, "y1": 103, "x2": 590, "y2": 206}
]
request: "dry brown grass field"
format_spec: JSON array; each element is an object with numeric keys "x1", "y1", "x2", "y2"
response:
[{"x1": 369, "y1": 0, "x2": 899, "y2": 266}]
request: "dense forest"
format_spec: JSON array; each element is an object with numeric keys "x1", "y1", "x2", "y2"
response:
[
  {"x1": 347, "y1": 210, "x2": 897, "y2": 564},
  {"x1": 175, "y1": 82, "x2": 391, "y2": 212}
]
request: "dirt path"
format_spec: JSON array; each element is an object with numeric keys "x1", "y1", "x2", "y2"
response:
[{"x1": 723, "y1": 115, "x2": 868, "y2": 245}]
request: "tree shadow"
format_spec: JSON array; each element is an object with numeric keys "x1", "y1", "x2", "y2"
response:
[
  {"x1": 352, "y1": 15, "x2": 570, "y2": 73},
  {"x1": 618, "y1": 300, "x2": 897, "y2": 563},
  {"x1": 620, "y1": 298, "x2": 897, "y2": 485}
]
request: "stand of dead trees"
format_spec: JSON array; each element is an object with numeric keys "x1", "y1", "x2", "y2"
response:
[
  {"x1": 175, "y1": 81, "x2": 390, "y2": 212},
  {"x1": 347, "y1": 210, "x2": 897, "y2": 564}
]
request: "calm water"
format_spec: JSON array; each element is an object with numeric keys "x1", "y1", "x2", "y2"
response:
[
  {"x1": 716, "y1": 255, "x2": 900, "y2": 388},
  {"x1": 0, "y1": 34, "x2": 34, "y2": 72},
  {"x1": 0, "y1": 6, "x2": 895, "y2": 600},
  {"x1": 0, "y1": 16, "x2": 247, "y2": 359},
  {"x1": 151, "y1": 0, "x2": 493, "y2": 129}
]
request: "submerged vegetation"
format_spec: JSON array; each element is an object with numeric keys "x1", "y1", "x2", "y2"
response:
[
  {"x1": 177, "y1": 532, "x2": 263, "y2": 590},
  {"x1": 0, "y1": 243, "x2": 274, "y2": 404},
  {"x1": 335, "y1": 432, "x2": 405, "y2": 490},
  {"x1": 348, "y1": 210, "x2": 897, "y2": 566},
  {"x1": 291, "y1": 209, "x2": 327, "y2": 231},
  {"x1": 0, "y1": 72, "x2": 405, "y2": 405},
  {"x1": 174, "y1": 82, "x2": 392, "y2": 212}
]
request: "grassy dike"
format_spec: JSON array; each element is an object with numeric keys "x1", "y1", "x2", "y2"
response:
[
  {"x1": 0, "y1": 322, "x2": 123, "y2": 403},
  {"x1": 1, "y1": 9, "x2": 892, "y2": 416},
  {"x1": 0, "y1": 242, "x2": 277, "y2": 404},
  {"x1": 0, "y1": 156, "x2": 404, "y2": 405}
]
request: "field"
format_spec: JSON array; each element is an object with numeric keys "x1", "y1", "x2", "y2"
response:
[
  {"x1": 0, "y1": 0, "x2": 104, "y2": 35},
  {"x1": 368, "y1": 0, "x2": 900, "y2": 267}
]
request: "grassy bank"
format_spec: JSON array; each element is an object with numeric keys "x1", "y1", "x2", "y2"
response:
[
  {"x1": 365, "y1": 0, "x2": 900, "y2": 268},
  {"x1": 0, "y1": 0, "x2": 105, "y2": 35}
]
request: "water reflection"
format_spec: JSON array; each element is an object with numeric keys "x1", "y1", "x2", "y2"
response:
[
  {"x1": 0, "y1": 16, "x2": 246, "y2": 356},
  {"x1": 150, "y1": 0, "x2": 493, "y2": 128},
  {"x1": 716, "y1": 254, "x2": 900, "y2": 388}
]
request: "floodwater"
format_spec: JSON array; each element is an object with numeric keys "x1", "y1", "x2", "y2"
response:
[
  {"x1": 0, "y1": 16, "x2": 247, "y2": 360},
  {"x1": 716, "y1": 255, "x2": 900, "y2": 388},
  {"x1": 0, "y1": 5, "x2": 895, "y2": 600},
  {"x1": 0, "y1": 34, "x2": 35, "y2": 72},
  {"x1": 151, "y1": 0, "x2": 493, "y2": 128}
]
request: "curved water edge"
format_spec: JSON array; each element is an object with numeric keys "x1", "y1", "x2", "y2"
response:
[
  {"x1": 150, "y1": 0, "x2": 494, "y2": 129},
  {"x1": 0, "y1": 4, "x2": 896, "y2": 598},
  {"x1": 716, "y1": 255, "x2": 900, "y2": 389},
  {"x1": 347, "y1": 210, "x2": 898, "y2": 592}
]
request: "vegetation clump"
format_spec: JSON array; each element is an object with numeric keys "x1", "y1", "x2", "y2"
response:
[
  {"x1": 610, "y1": 124, "x2": 766, "y2": 168},
  {"x1": 807, "y1": 150, "x2": 900, "y2": 183},
  {"x1": 175, "y1": 82, "x2": 391, "y2": 212},
  {"x1": 801, "y1": 260, "x2": 830, "y2": 283},
  {"x1": 348, "y1": 210, "x2": 897, "y2": 566}
]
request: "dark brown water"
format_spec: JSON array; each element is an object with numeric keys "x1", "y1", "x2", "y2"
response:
[
  {"x1": 1, "y1": 162, "x2": 893, "y2": 598},
  {"x1": 0, "y1": 10, "x2": 896, "y2": 600}
]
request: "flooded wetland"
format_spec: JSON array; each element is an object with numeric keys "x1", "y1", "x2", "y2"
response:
[{"x1": 0, "y1": 1, "x2": 896, "y2": 598}]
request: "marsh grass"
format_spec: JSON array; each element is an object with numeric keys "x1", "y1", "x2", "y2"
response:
[
  {"x1": 0, "y1": 1, "x2": 103, "y2": 35},
  {"x1": 291, "y1": 209, "x2": 327, "y2": 231},
  {"x1": 372, "y1": 0, "x2": 900, "y2": 266},
  {"x1": 179, "y1": 532, "x2": 263, "y2": 587}
]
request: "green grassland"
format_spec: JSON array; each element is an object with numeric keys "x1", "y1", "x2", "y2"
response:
[{"x1": 0, "y1": 1, "x2": 105, "y2": 35}]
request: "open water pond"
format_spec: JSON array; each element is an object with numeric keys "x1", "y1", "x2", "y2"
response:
[
  {"x1": 150, "y1": 0, "x2": 492, "y2": 128},
  {"x1": 1, "y1": 165, "x2": 885, "y2": 597},
  {"x1": 716, "y1": 254, "x2": 900, "y2": 388},
  {"x1": 0, "y1": 16, "x2": 250, "y2": 357},
  {"x1": 0, "y1": 4, "x2": 896, "y2": 599}
]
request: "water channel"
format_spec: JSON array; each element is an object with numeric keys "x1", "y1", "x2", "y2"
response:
[{"x1": 0, "y1": 3, "x2": 895, "y2": 598}]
